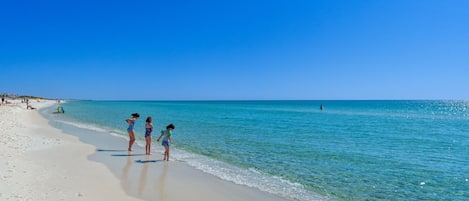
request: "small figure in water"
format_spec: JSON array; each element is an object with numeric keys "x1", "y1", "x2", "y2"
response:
[
  {"x1": 320, "y1": 104, "x2": 323, "y2": 111},
  {"x1": 56, "y1": 105, "x2": 65, "y2": 113}
]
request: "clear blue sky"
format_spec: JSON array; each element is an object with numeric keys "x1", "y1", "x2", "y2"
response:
[{"x1": 1, "y1": 0, "x2": 468, "y2": 100}]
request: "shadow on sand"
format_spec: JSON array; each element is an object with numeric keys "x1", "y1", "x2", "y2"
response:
[
  {"x1": 135, "y1": 159, "x2": 162, "y2": 163},
  {"x1": 112, "y1": 154, "x2": 147, "y2": 156},
  {"x1": 97, "y1": 149, "x2": 128, "y2": 152}
]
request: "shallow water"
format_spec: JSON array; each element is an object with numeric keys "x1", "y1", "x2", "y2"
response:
[{"x1": 43, "y1": 100, "x2": 469, "y2": 201}]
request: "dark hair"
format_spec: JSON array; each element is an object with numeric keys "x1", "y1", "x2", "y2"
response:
[
  {"x1": 132, "y1": 113, "x2": 140, "y2": 118},
  {"x1": 166, "y1": 123, "x2": 175, "y2": 130},
  {"x1": 146, "y1": 116, "x2": 152, "y2": 123}
]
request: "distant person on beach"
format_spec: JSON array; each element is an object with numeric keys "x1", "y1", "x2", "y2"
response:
[
  {"x1": 26, "y1": 103, "x2": 36, "y2": 110},
  {"x1": 144, "y1": 116, "x2": 154, "y2": 155},
  {"x1": 1, "y1": 97, "x2": 4, "y2": 105},
  {"x1": 125, "y1": 113, "x2": 140, "y2": 151},
  {"x1": 157, "y1": 124, "x2": 175, "y2": 161},
  {"x1": 56, "y1": 105, "x2": 65, "y2": 113}
]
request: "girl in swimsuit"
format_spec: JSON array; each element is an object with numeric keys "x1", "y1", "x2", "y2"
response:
[
  {"x1": 157, "y1": 124, "x2": 175, "y2": 161},
  {"x1": 125, "y1": 113, "x2": 140, "y2": 151},
  {"x1": 144, "y1": 116, "x2": 154, "y2": 155}
]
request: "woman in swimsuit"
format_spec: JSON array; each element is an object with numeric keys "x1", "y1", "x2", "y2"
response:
[
  {"x1": 144, "y1": 116, "x2": 154, "y2": 155},
  {"x1": 125, "y1": 113, "x2": 140, "y2": 151}
]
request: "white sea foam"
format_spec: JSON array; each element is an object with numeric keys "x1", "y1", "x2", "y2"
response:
[
  {"x1": 54, "y1": 119, "x2": 108, "y2": 133},
  {"x1": 171, "y1": 149, "x2": 333, "y2": 201}
]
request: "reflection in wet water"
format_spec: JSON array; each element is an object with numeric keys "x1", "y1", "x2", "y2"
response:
[{"x1": 158, "y1": 162, "x2": 169, "y2": 201}]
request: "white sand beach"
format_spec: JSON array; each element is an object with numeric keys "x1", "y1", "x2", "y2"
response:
[
  {"x1": 0, "y1": 100, "x2": 142, "y2": 201},
  {"x1": 0, "y1": 100, "x2": 289, "y2": 201}
]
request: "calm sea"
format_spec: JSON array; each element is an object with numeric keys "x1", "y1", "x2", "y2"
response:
[{"x1": 42, "y1": 100, "x2": 469, "y2": 201}]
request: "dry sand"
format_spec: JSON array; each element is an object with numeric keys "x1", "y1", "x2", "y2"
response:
[{"x1": 0, "y1": 100, "x2": 142, "y2": 201}]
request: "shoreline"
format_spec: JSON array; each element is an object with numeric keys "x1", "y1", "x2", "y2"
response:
[
  {"x1": 0, "y1": 100, "x2": 142, "y2": 201},
  {"x1": 42, "y1": 101, "x2": 293, "y2": 201},
  {"x1": 1, "y1": 100, "x2": 295, "y2": 201}
]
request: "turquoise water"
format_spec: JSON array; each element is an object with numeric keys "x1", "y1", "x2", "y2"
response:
[{"x1": 47, "y1": 100, "x2": 469, "y2": 201}]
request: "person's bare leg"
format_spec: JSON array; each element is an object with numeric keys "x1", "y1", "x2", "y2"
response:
[
  {"x1": 145, "y1": 137, "x2": 151, "y2": 155},
  {"x1": 128, "y1": 131, "x2": 135, "y2": 151},
  {"x1": 164, "y1": 146, "x2": 170, "y2": 161}
]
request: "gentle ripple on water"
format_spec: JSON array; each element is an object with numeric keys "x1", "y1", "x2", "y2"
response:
[{"x1": 54, "y1": 100, "x2": 469, "y2": 201}]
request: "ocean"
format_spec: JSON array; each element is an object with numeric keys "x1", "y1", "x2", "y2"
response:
[{"x1": 41, "y1": 100, "x2": 469, "y2": 201}]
